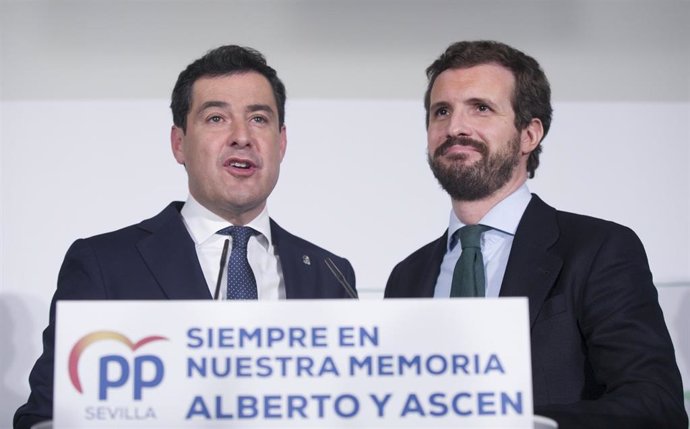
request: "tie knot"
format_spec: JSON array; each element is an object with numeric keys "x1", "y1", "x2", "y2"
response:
[
  {"x1": 457, "y1": 224, "x2": 490, "y2": 249},
  {"x1": 218, "y1": 226, "x2": 256, "y2": 249}
]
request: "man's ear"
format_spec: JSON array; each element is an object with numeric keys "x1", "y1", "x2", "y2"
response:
[
  {"x1": 171, "y1": 126, "x2": 186, "y2": 165},
  {"x1": 520, "y1": 118, "x2": 544, "y2": 155},
  {"x1": 278, "y1": 124, "x2": 287, "y2": 162}
]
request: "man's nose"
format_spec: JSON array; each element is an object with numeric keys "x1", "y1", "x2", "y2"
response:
[
  {"x1": 448, "y1": 110, "x2": 472, "y2": 137},
  {"x1": 229, "y1": 121, "x2": 251, "y2": 147}
]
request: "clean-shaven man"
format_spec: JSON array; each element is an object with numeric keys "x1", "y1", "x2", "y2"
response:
[{"x1": 15, "y1": 45, "x2": 356, "y2": 429}]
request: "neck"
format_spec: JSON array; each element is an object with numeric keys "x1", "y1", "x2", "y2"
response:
[
  {"x1": 451, "y1": 174, "x2": 527, "y2": 225},
  {"x1": 221, "y1": 205, "x2": 264, "y2": 226},
  {"x1": 203, "y1": 200, "x2": 265, "y2": 226}
]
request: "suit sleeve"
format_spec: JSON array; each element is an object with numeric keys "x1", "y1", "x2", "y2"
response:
[
  {"x1": 344, "y1": 258, "x2": 356, "y2": 293},
  {"x1": 384, "y1": 263, "x2": 402, "y2": 297},
  {"x1": 14, "y1": 239, "x2": 108, "y2": 429},
  {"x1": 536, "y1": 226, "x2": 688, "y2": 428},
  {"x1": 335, "y1": 254, "x2": 357, "y2": 297}
]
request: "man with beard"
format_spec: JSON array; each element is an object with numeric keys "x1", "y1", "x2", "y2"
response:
[{"x1": 384, "y1": 41, "x2": 687, "y2": 428}]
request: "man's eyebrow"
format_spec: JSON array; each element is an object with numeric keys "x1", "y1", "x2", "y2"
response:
[
  {"x1": 197, "y1": 100, "x2": 230, "y2": 112},
  {"x1": 429, "y1": 100, "x2": 450, "y2": 112},
  {"x1": 195, "y1": 101, "x2": 276, "y2": 118},
  {"x1": 465, "y1": 97, "x2": 499, "y2": 109},
  {"x1": 246, "y1": 104, "x2": 276, "y2": 116}
]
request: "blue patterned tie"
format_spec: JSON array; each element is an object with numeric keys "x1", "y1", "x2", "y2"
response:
[
  {"x1": 217, "y1": 226, "x2": 257, "y2": 300},
  {"x1": 450, "y1": 224, "x2": 491, "y2": 297}
]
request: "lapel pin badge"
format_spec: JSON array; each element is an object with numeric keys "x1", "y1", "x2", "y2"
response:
[{"x1": 302, "y1": 255, "x2": 311, "y2": 266}]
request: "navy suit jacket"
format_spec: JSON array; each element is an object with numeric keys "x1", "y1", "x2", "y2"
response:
[
  {"x1": 14, "y1": 202, "x2": 356, "y2": 429},
  {"x1": 385, "y1": 195, "x2": 687, "y2": 429}
]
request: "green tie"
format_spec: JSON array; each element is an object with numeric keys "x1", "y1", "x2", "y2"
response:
[{"x1": 450, "y1": 224, "x2": 490, "y2": 297}]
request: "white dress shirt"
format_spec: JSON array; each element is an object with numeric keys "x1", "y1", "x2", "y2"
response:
[
  {"x1": 434, "y1": 184, "x2": 532, "y2": 298},
  {"x1": 180, "y1": 195, "x2": 285, "y2": 300}
]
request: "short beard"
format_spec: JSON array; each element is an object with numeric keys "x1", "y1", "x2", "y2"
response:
[{"x1": 428, "y1": 134, "x2": 521, "y2": 201}]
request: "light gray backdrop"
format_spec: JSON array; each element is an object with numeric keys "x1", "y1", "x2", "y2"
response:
[{"x1": 1, "y1": 1, "x2": 689, "y2": 427}]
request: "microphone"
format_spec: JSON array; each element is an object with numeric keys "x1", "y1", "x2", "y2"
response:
[
  {"x1": 324, "y1": 257, "x2": 358, "y2": 299},
  {"x1": 213, "y1": 239, "x2": 230, "y2": 300}
]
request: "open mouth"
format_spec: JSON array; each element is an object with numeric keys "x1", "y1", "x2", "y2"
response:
[
  {"x1": 224, "y1": 157, "x2": 258, "y2": 175},
  {"x1": 229, "y1": 160, "x2": 252, "y2": 169}
]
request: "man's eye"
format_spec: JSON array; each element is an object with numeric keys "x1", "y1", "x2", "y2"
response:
[
  {"x1": 208, "y1": 115, "x2": 223, "y2": 123},
  {"x1": 434, "y1": 107, "x2": 449, "y2": 117},
  {"x1": 476, "y1": 105, "x2": 491, "y2": 112},
  {"x1": 251, "y1": 116, "x2": 267, "y2": 124}
]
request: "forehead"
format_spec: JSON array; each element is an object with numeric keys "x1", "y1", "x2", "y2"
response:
[
  {"x1": 190, "y1": 72, "x2": 277, "y2": 110},
  {"x1": 430, "y1": 63, "x2": 516, "y2": 105}
]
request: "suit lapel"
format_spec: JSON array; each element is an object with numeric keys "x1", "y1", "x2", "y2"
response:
[
  {"x1": 270, "y1": 219, "x2": 317, "y2": 299},
  {"x1": 136, "y1": 203, "x2": 211, "y2": 299},
  {"x1": 500, "y1": 195, "x2": 563, "y2": 327},
  {"x1": 419, "y1": 233, "x2": 448, "y2": 297}
]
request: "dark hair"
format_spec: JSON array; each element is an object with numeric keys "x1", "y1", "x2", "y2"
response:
[
  {"x1": 171, "y1": 45, "x2": 286, "y2": 131},
  {"x1": 424, "y1": 40, "x2": 552, "y2": 178}
]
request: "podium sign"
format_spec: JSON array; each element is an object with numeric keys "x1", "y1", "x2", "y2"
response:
[{"x1": 54, "y1": 298, "x2": 533, "y2": 428}]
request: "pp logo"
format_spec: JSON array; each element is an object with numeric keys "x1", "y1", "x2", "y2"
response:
[{"x1": 69, "y1": 331, "x2": 168, "y2": 400}]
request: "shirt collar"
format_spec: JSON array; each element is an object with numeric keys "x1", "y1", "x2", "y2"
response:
[
  {"x1": 180, "y1": 194, "x2": 272, "y2": 249},
  {"x1": 447, "y1": 183, "x2": 532, "y2": 250}
]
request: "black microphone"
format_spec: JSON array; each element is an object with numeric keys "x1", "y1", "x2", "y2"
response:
[
  {"x1": 324, "y1": 257, "x2": 358, "y2": 299},
  {"x1": 213, "y1": 239, "x2": 230, "y2": 300}
]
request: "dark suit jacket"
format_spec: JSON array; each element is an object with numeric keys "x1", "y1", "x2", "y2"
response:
[
  {"x1": 14, "y1": 202, "x2": 356, "y2": 429},
  {"x1": 385, "y1": 195, "x2": 687, "y2": 429}
]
